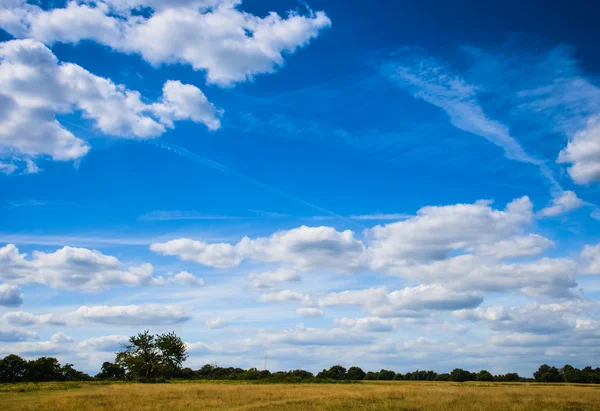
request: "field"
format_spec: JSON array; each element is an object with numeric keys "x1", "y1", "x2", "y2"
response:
[{"x1": 2, "y1": 381, "x2": 600, "y2": 410}]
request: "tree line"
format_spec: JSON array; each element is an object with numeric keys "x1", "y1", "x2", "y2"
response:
[{"x1": 1, "y1": 331, "x2": 599, "y2": 384}]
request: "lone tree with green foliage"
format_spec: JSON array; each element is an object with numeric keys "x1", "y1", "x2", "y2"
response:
[{"x1": 115, "y1": 330, "x2": 188, "y2": 379}]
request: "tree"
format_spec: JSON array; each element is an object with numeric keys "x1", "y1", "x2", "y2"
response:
[
  {"x1": 561, "y1": 365, "x2": 585, "y2": 383},
  {"x1": 0, "y1": 354, "x2": 28, "y2": 383},
  {"x1": 115, "y1": 330, "x2": 188, "y2": 379},
  {"x1": 477, "y1": 370, "x2": 494, "y2": 382},
  {"x1": 410, "y1": 370, "x2": 437, "y2": 381},
  {"x1": 534, "y1": 364, "x2": 563, "y2": 383},
  {"x1": 450, "y1": 368, "x2": 474, "y2": 382},
  {"x1": 435, "y1": 373, "x2": 450, "y2": 381},
  {"x1": 26, "y1": 357, "x2": 62, "y2": 382},
  {"x1": 156, "y1": 332, "x2": 188, "y2": 376},
  {"x1": 96, "y1": 362, "x2": 126, "y2": 380},
  {"x1": 364, "y1": 371, "x2": 379, "y2": 380},
  {"x1": 60, "y1": 363, "x2": 91, "y2": 381},
  {"x1": 317, "y1": 365, "x2": 347, "y2": 380},
  {"x1": 377, "y1": 369, "x2": 396, "y2": 380},
  {"x1": 346, "y1": 366, "x2": 366, "y2": 380}
]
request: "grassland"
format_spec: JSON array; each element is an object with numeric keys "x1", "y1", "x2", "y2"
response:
[{"x1": 2, "y1": 380, "x2": 599, "y2": 410}]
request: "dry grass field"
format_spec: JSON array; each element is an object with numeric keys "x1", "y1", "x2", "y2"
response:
[{"x1": 2, "y1": 381, "x2": 600, "y2": 411}]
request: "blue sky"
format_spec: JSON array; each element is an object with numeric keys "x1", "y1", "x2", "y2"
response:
[{"x1": 1, "y1": 0, "x2": 600, "y2": 376}]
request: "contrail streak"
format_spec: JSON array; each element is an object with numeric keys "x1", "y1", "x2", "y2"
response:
[{"x1": 146, "y1": 139, "x2": 365, "y2": 228}]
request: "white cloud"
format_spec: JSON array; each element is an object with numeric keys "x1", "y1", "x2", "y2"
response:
[
  {"x1": 151, "y1": 80, "x2": 222, "y2": 130},
  {"x1": 319, "y1": 285, "x2": 482, "y2": 317},
  {"x1": 0, "y1": 39, "x2": 220, "y2": 165},
  {"x1": 152, "y1": 271, "x2": 205, "y2": 287},
  {"x1": 78, "y1": 335, "x2": 129, "y2": 352},
  {"x1": 296, "y1": 307, "x2": 324, "y2": 318},
  {"x1": 247, "y1": 268, "x2": 300, "y2": 289},
  {"x1": 150, "y1": 239, "x2": 241, "y2": 268},
  {"x1": 259, "y1": 290, "x2": 311, "y2": 304},
  {"x1": 151, "y1": 226, "x2": 366, "y2": 273},
  {"x1": 362, "y1": 197, "x2": 578, "y2": 298},
  {"x1": 0, "y1": 161, "x2": 17, "y2": 174},
  {"x1": 0, "y1": 328, "x2": 37, "y2": 342},
  {"x1": 538, "y1": 191, "x2": 586, "y2": 217},
  {"x1": 206, "y1": 315, "x2": 227, "y2": 329},
  {"x1": 2, "y1": 311, "x2": 64, "y2": 327},
  {"x1": 3, "y1": 304, "x2": 190, "y2": 326},
  {"x1": 454, "y1": 302, "x2": 596, "y2": 335},
  {"x1": 400, "y1": 254, "x2": 577, "y2": 297},
  {"x1": 558, "y1": 117, "x2": 600, "y2": 184},
  {"x1": 237, "y1": 226, "x2": 366, "y2": 273},
  {"x1": 387, "y1": 53, "x2": 541, "y2": 165},
  {"x1": 474, "y1": 234, "x2": 555, "y2": 259},
  {"x1": 0, "y1": 284, "x2": 22, "y2": 306},
  {"x1": 581, "y1": 243, "x2": 600, "y2": 274},
  {"x1": 1, "y1": 1, "x2": 331, "y2": 87},
  {"x1": 367, "y1": 197, "x2": 533, "y2": 271},
  {"x1": 0, "y1": 243, "x2": 162, "y2": 290},
  {"x1": 266, "y1": 326, "x2": 373, "y2": 346},
  {"x1": 150, "y1": 197, "x2": 578, "y2": 299},
  {"x1": 0, "y1": 332, "x2": 74, "y2": 356},
  {"x1": 72, "y1": 304, "x2": 190, "y2": 325},
  {"x1": 334, "y1": 317, "x2": 402, "y2": 332}
]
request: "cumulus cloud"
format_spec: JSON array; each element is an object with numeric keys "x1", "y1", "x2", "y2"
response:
[
  {"x1": 558, "y1": 117, "x2": 600, "y2": 184},
  {"x1": 151, "y1": 226, "x2": 366, "y2": 273},
  {"x1": 152, "y1": 271, "x2": 205, "y2": 287},
  {"x1": 72, "y1": 304, "x2": 191, "y2": 326},
  {"x1": 319, "y1": 285, "x2": 483, "y2": 317},
  {"x1": 247, "y1": 268, "x2": 300, "y2": 289},
  {"x1": 150, "y1": 239, "x2": 241, "y2": 268},
  {"x1": 0, "y1": 284, "x2": 22, "y2": 306},
  {"x1": 454, "y1": 301, "x2": 597, "y2": 335},
  {"x1": 0, "y1": 39, "x2": 220, "y2": 166},
  {"x1": 473, "y1": 234, "x2": 555, "y2": 259},
  {"x1": 0, "y1": 1, "x2": 331, "y2": 87},
  {"x1": 0, "y1": 243, "x2": 166, "y2": 291},
  {"x1": 580, "y1": 243, "x2": 600, "y2": 274},
  {"x1": 538, "y1": 191, "x2": 586, "y2": 217},
  {"x1": 400, "y1": 255, "x2": 578, "y2": 297},
  {"x1": 2, "y1": 311, "x2": 65, "y2": 327},
  {"x1": 0, "y1": 332, "x2": 75, "y2": 356},
  {"x1": 3, "y1": 304, "x2": 191, "y2": 327},
  {"x1": 150, "y1": 197, "x2": 579, "y2": 299},
  {"x1": 266, "y1": 326, "x2": 373, "y2": 346},
  {"x1": 296, "y1": 308, "x2": 324, "y2": 318},
  {"x1": 259, "y1": 290, "x2": 311, "y2": 304},
  {"x1": 364, "y1": 197, "x2": 577, "y2": 298},
  {"x1": 0, "y1": 328, "x2": 37, "y2": 342},
  {"x1": 334, "y1": 317, "x2": 402, "y2": 332},
  {"x1": 77, "y1": 335, "x2": 129, "y2": 352},
  {"x1": 206, "y1": 316, "x2": 227, "y2": 329},
  {"x1": 0, "y1": 332, "x2": 130, "y2": 357},
  {"x1": 367, "y1": 197, "x2": 534, "y2": 271}
]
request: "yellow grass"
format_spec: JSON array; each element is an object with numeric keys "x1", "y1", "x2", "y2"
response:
[{"x1": 2, "y1": 381, "x2": 600, "y2": 410}]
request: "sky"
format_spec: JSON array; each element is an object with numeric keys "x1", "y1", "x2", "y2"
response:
[{"x1": 1, "y1": 0, "x2": 600, "y2": 376}]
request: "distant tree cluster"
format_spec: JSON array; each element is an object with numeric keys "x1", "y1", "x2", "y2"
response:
[
  {"x1": 0, "y1": 354, "x2": 91, "y2": 383},
  {"x1": 315, "y1": 366, "x2": 530, "y2": 383},
  {"x1": 2, "y1": 331, "x2": 599, "y2": 384},
  {"x1": 534, "y1": 364, "x2": 600, "y2": 384}
]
